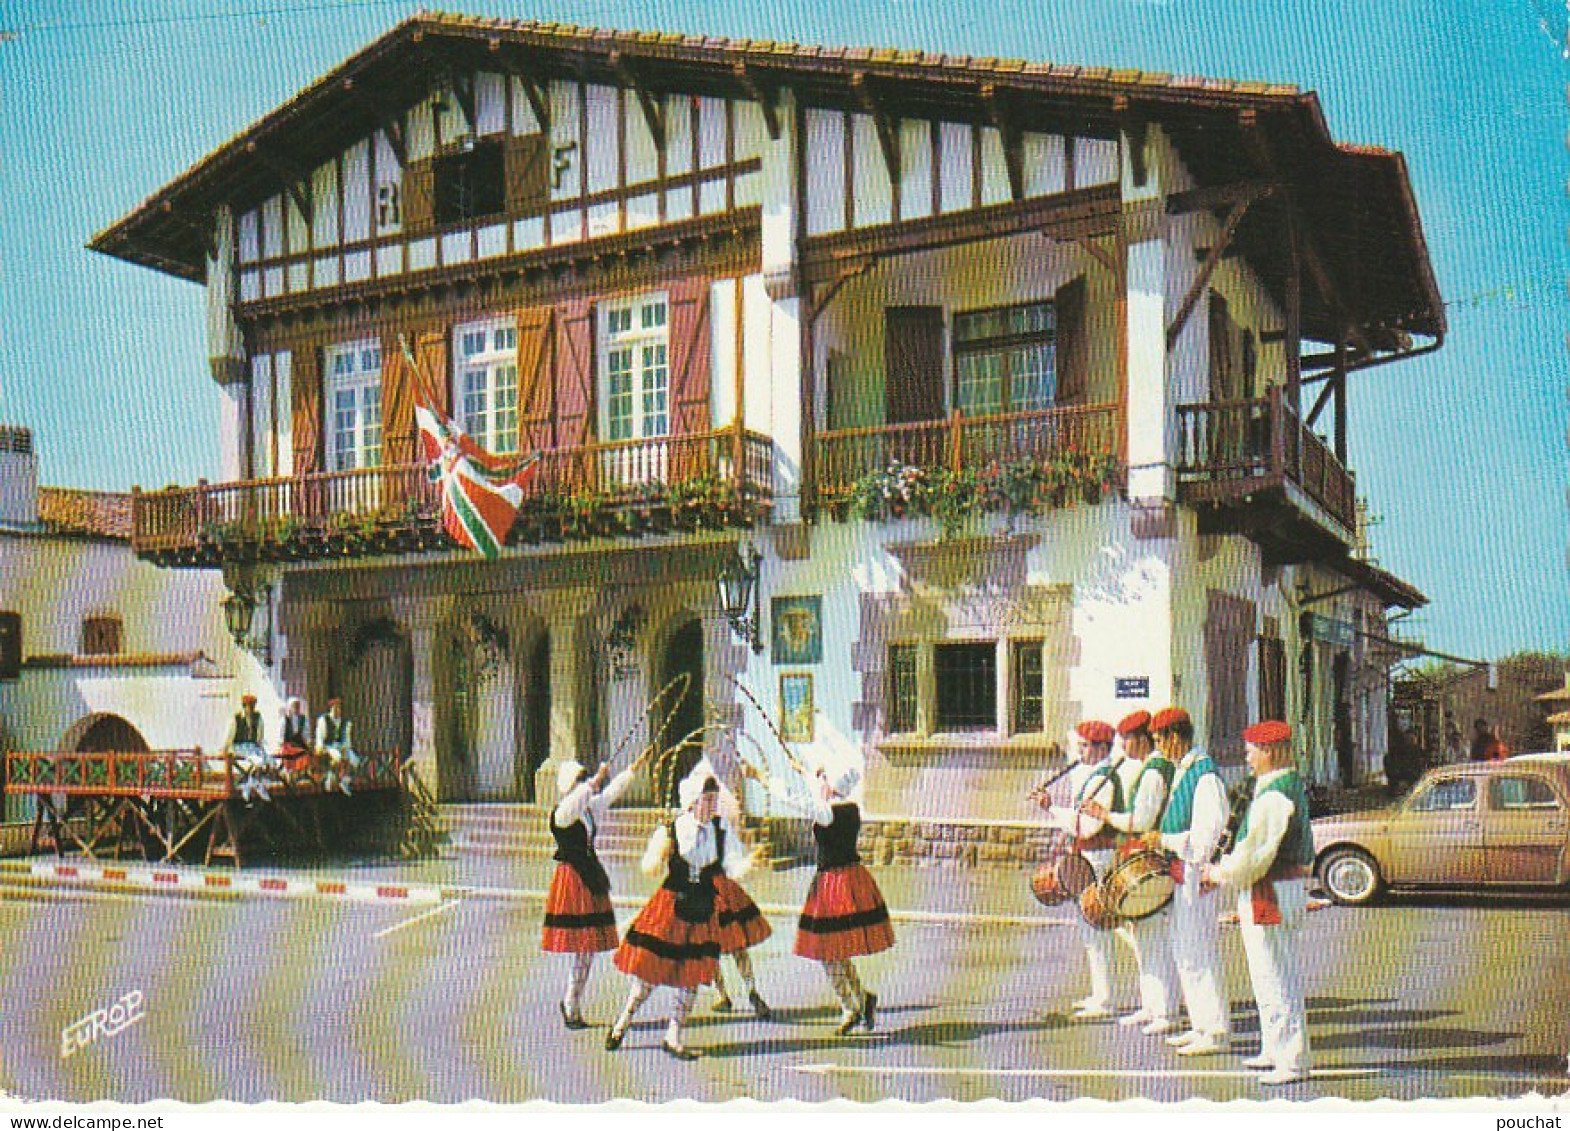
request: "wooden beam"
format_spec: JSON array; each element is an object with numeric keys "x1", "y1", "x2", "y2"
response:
[
  {"x1": 808, "y1": 257, "x2": 872, "y2": 325},
  {"x1": 341, "y1": 77, "x2": 407, "y2": 166},
  {"x1": 732, "y1": 63, "x2": 780, "y2": 140},
  {"x1": 245, "y1": 141, "x2": 312, "y2": 225},
  {"x1": 610, "y1": 51, "x2": 666, "y2": 151},
  {"x1": 1165, "y1": 180, "x2": 1280, "y2": 215},
  {"x1": 1333, "y1": 334, "x2": 1348, "y2": 462},
  {"x1": 1068, "y1": 234, "x2": 1117, "y2": 277},
  {"x1": 1285, "y1": 206, "x2": 1302, "y2": 417},
  {"x1": 491, "y1": 55, "x2": 551, "y2": 133},
  {"x1": 851, "y1": 72, "x2": 900, "y2": 182},
  {"x1": 981, "y1": 83, "x2": 1024, "y2": 202},
  {"x1": 1304, "y1": 370, "x2": 1336, "y2": 428},
  {"x1": 1113, "y1": 96, "x2": 1148, "y2": 189},
  {"x1": 1165, "y1": 194, "x2": 1259, "y2": 350}
]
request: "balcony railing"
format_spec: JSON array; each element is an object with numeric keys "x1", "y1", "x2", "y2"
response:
[
  {"x1": 814, "y1": 402, "x2": 1122, "y2": 503},
  {"x1": 133, "y1": 425, "x2": 773, "y2": 564},
  {"x1": 1175, "y1": 387, "x2": 1356, "y2": 534}
]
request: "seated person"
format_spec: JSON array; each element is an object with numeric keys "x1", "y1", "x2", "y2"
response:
[
  {"x1": 223, "y1": 693, "x2": 275, "y2": 803},
  {"x1": 316, "y1": 698, "x2": 360, "y2": 795},
  {"x1": 277, "y1": 697, "x2": 314, "y2": 778}
]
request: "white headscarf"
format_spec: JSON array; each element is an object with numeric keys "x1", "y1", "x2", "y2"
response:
[
  {"x1": 556, "y1": 760, "x2": 588, "y2": 798},
  {"x1": 680, "y1": 756, "x2": 742, "y2": 825}
]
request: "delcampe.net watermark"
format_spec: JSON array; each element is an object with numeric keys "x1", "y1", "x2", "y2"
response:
[{"x1": 60, "y1": 990, "x2": 145, "y2": 1059}]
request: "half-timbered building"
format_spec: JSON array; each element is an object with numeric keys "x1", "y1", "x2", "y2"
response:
[{"x1": 92, "y1": 13, "x2": 1441, "y2": 835}]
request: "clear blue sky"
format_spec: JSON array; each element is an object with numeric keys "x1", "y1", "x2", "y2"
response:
[{"x1": 0, "y1": 0, "x2": 1565, "y2": 659}]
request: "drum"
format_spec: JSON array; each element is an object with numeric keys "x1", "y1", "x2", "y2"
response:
[
  {"x1": 1101, "y1": 849, "x2": 1177, "y2": 921},
  {"x1": 1030, "y1": 849, "x2": 1096, "y2": 907},
  {"x1": 1079, "y1": 881, "x2": 1120, "y2": 930}
]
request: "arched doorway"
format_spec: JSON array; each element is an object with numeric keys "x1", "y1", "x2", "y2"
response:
[
  {"x1": 521, "y1": 633, "x2": 551, "y2": 802},
  {"x1": 65, "y1": 714, "x2": 150, "y2": 754},
  {"x1": 656, "y1": 617, "x2": 704, "y2": 805},
  {"x1": 337, "y1": 619, "x2": 413, "y2": 772}
]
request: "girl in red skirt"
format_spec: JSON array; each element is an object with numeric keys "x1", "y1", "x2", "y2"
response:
[
  {"x1": 607, "y1": 773, "x2": 731, "y2": 1060},
  {"x1": 759, "y1": 755, "x2": 894, "y2": 1036},
  {"x1": 543, "y1": 758, "x2": 636, "y2": 1029},
  {"x1": 681, "y1": 760, "x2": 773, "y2": 1019}
]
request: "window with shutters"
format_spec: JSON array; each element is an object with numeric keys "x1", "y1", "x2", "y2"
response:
[
  {"x1": 953, "y1": 301, "x2": 1055, "y2": 416},
  {"x1": 599, "y1": 294, "x2": 669, "y2": 443},
  {"x1": 433, "y1": 139, "x2": 507, "y2": 225},
  {"x1": 935, "y1": 641, "x2": 997, "y2": 731},
  {"x1": 325, "y1": 340, "x2": 383, "y2": 471},
  {"x1": 81, "y1": 615, "x2": 122, "y2": 657},
  {"x1": 455, "y1": 318, "x2": 519, "y2": 455}
]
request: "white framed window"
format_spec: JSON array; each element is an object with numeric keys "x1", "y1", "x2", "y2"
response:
[
  {"x1": 456, "y1": 318, "x2": 519, "y2": 454},
  {"x1": 599, "y1": 293, "x2": 669, "y2": 443},
  {"x1": 325, "y1": 340, "x2": 383, "y2": 472}
]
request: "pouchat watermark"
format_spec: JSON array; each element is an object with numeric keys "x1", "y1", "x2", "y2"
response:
[{"x1": 60, "y1": 990, "x2": 145, "y2": 1059}]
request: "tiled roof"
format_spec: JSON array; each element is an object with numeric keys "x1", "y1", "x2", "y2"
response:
[{"x1": 36, "y1": 488, "x2": 134, "y2": 541}]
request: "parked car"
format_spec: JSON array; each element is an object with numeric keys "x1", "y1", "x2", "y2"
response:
[{"x1": 1311, "y1": 753, "x2": 1570, "y2": 905}]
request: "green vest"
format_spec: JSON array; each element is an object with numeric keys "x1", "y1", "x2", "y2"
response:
[
  {"x1": 1237, "y1": 770, "x2": 1315, "y2": 869},
  {"x1": 1129, "y1": 755, "x2": 1176, "y2": 824},
  {"x1": 1159, "y1": 752, "x2": 1219, "y2": 836}
]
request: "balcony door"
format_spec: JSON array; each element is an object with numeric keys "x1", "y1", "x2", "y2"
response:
[
  {"x1": 598, "y1": 292, "x2": 669, "y2": 489},
  {"x1": 325, "y1": 339, "x2": 384, "y2": 516}
]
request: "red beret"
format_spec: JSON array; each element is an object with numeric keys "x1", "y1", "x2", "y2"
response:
[
  {"x1": 1117, "y1": 710, "x2": 1153, "y2": 736},
  {"x1": 1244, "y1": 720, "x2": 1292, "y2": 746},
  {"x1": 328, "y1": 697, "x2": 342, "y2": 708},
  {"x1": 1076, "y1": 720, "x2": 1115, "y2": 744},
  {"x1": 1151, "y1": 707, "x2": 1191, "y2": 732},
  {"x1": 240, "y1": 694, "x2": 257, "y2": 705}
]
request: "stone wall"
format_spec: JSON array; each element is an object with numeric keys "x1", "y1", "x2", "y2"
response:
[{"x1": 767, "y1": 816, "x2": 1061, "y2": 869}]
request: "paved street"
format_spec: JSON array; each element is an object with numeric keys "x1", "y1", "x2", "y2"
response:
[{"x1": 0, "y1": 859, "x2": 1566, "y2": 1104}]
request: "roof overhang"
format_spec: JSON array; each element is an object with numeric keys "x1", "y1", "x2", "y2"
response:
[
  {"x1": 88, "y1": 10, "x2": 1446, "y2": 343},
  {"x1": 1333, "y1": 555, "x2": 1428, "y2": 611}
]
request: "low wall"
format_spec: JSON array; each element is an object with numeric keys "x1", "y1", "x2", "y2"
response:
[{"x1": 766, "y1": 816, "x2": 1062, "y2": 869}]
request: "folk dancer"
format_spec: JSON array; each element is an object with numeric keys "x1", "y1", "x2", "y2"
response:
[
  {"x1": 315, "y1": 698, "x2": 360, "y2": 795},
  {"x1": 1045, "y1": 720, "x2": 1125, "y2": 1020},
  {"x1": 1080, "y1": 709, "x2": 1181, "y2": 1035},
  {"x1": 277, "y1": 697, "x2": 313, "y2": 784},
  {"x1": 607, "y1": 773, "x2": 740, "y2": 1060},
  {"x1": 544, "y1": 758, "x2": 637, "y2": 1030},
  {"x1": 224, "y1": 693, "x2": 274, "y2": 803},
  {"x1": 1202, "y1": 720, "x2": 1314, "y2": 1086},
  {"x1": 1152, "y1": 706, "x2": 1232, "y2": 1056},
  {"x1": 755, "y1": 752, "x2": 893, "y2": 1036},
  {"x1": 681, "y1": 759, "x2": 774, "y2": 1019}
]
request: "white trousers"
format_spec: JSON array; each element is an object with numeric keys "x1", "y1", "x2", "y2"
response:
[
  {"x1": 1237, "y1": 877, "x2": 1311, "y2": 1074},
  {"x1": 1169, "y1": 869, "x2": 1230, "y2": 1038},
  {"x1": 1121, "y1": 906, "x2": 1179, "y2": 1021},
  {"x1": 1076, "y1": 847, "x2": 1118, "y2": 1007}
]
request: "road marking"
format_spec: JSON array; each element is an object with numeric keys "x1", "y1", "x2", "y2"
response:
[
  {"x1": 373, "y1": 898, "x2": 463, "y2": 939},
  {"x1": 791, "y1": 1063, "x2": 1384, "y2": 1081}
]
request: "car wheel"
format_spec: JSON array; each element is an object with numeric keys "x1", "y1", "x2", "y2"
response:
[{"x1": 1319, "y1": 847, "x2": 1383, "y2": 906}]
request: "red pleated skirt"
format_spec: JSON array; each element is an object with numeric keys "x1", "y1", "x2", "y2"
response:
[
  {"x1": 541, "y1": 863, "x2": 619, "y2": 953},
  {"x1": 713, "y1": 875, "x2": 772, "y2": 953},
  {"x1": 614, "y1": 887, "x2": 720, "y2": 988},
  {"x1": 794, "y1": 864, "x2": 895, "y2": 962}
]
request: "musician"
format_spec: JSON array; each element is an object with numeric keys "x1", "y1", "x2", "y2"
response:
[
  {"x1": 759, "y1": 752, "x2": 893, "y2": 1036},
  {"x1": 1202, "y1": 720, "x2": 1314, "y2": 1086},
  {"x1": 544, "y1": 758, "x2": 637, "y2": 1029},
  {"x1": 680, "y1": 760, "x2": 773, "y2": 1020},
  {"x1": 1080, "y1": 709, "x2": 1180, "y2": 1035},
  {"x1": 1152, "y1": 706, "x2": 1232, "y2": 1056},
  {"x1": 608, "y1": 773, "x2": 739, "y2": 1061},
  {"x1": 315, "y1": 698, "x2": 360, "y2": 795},
  {"x1": 1047, "y1": 719, "x2": 1125, "y2": 1020},
  {"x1": 223, "y1": 693, "x2": 273, "y2": 803}
]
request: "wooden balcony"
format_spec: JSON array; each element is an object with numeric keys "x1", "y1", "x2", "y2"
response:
[
  {"x1": 814, "y1": 402, "x2": 1122, "y2": 503},
  {"x1": 133, "y1": 425, "x2": 773, "y2": 567},
  {"x1": 1175, "y1": 387, "x2": 1356, "y2": 562}
]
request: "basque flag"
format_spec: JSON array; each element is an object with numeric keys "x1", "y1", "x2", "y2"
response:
[{"x1": 405, "y1": 339, "x2": 540, "y2": 559}]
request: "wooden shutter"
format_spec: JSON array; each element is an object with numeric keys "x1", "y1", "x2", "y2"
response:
[
  {"x1": 884, "y1": 306, "x2": 945, "y2": 424},
  {"x1": 515, "y1": 306, "x2": 556, "y2": 452},
  {"x1": 1053, "y1": 276, "x2": 1089, "y2": 406},
  {"x1": 1204, "y1": 590, "x2": 1255, "y2": 764},
  {"x1": 1208, "y1": 290, "x2": 1239, "y2": 402},
  {"x1": 555, "y1": 298, "x2": 596, "y2": 451},
  {"x1": 414, "y1": 329, "x2": 450, "y2": 417},
  {"x1": 381, "y1": 332, "x2": 418, "y2": 469},
  {"x1": 668, "y1": 279, "x2": 712, "y2": 437},
  {"x1": 504, "y1": 134, "x2": 550, "y2": 216},
  {"x1": 290, "y1": 342, "x2": 322, "y2": 476},
  {"x1": 404, "y1": 159, "x2": 436, "y2": 235}
]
